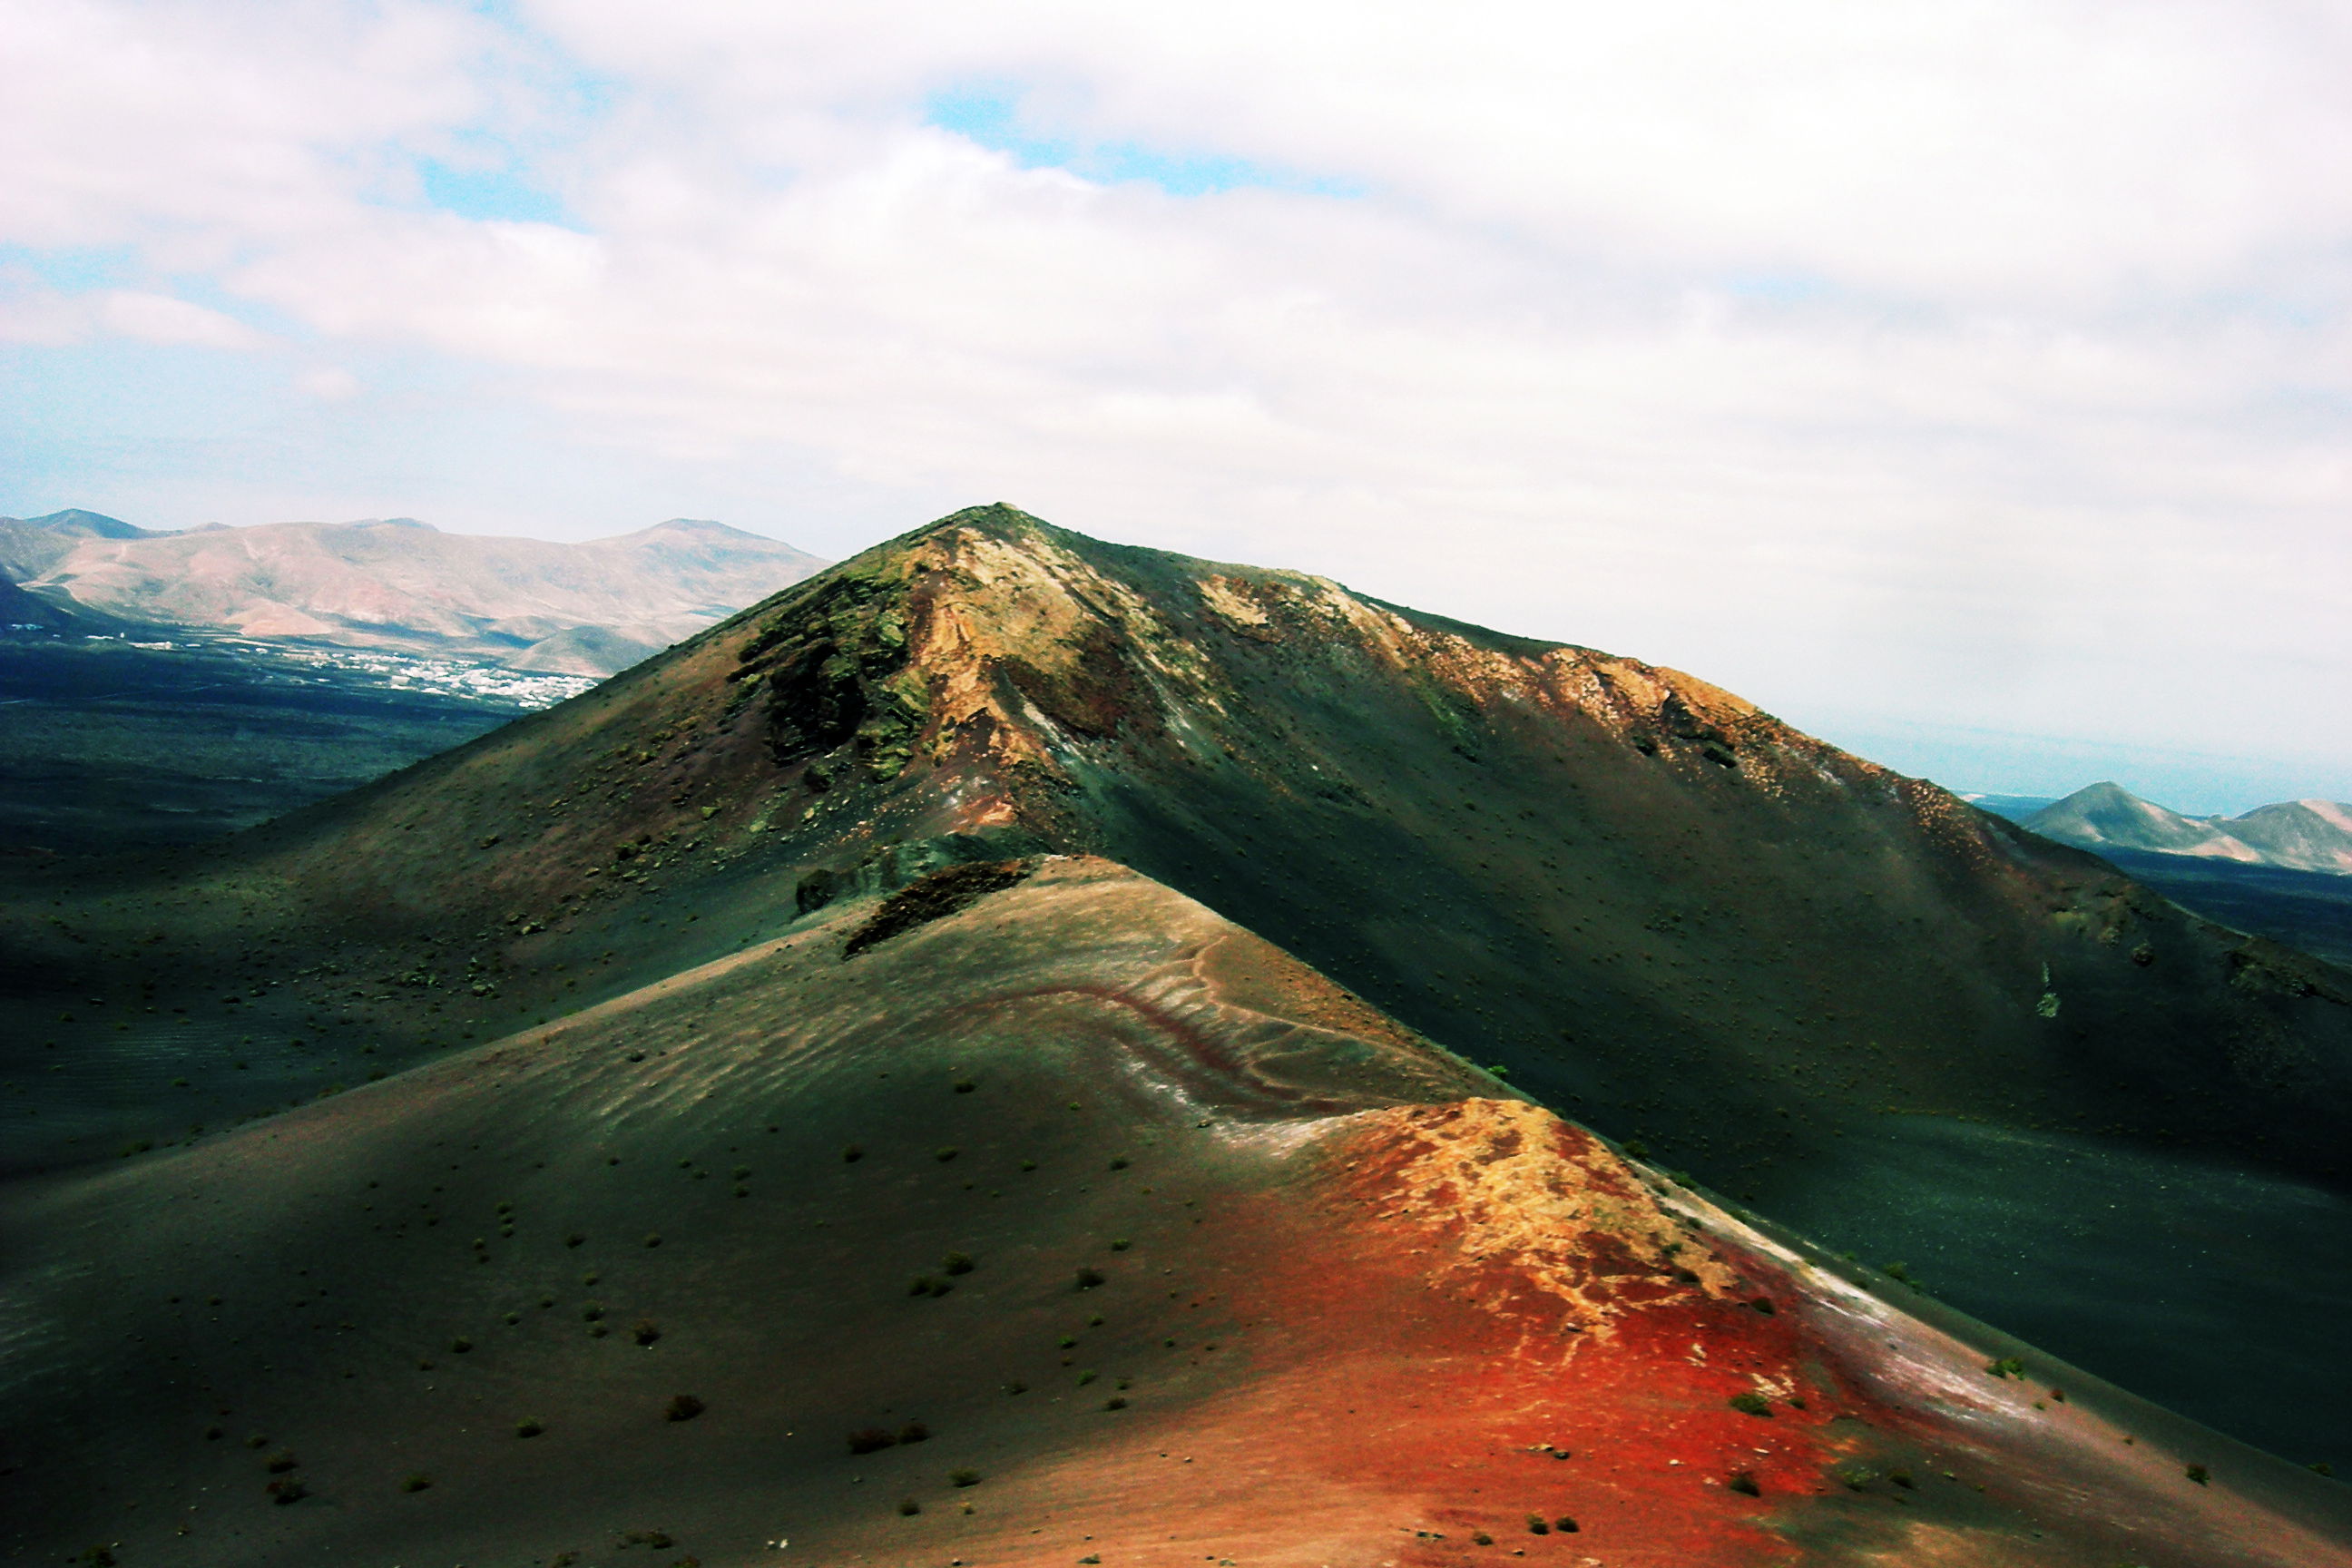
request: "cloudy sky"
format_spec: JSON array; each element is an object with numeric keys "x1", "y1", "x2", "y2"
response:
[{"x1": 3, "y1": 1, "x2": 2347, "y2": 810}]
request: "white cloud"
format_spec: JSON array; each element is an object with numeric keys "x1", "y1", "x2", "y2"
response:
[
  {"x1": 0, "y1": 0, "x2": 2347, "y2": 792},
  {"x1": 0, "y1": 279, "x2": 266, "y2": 349},
  {"x1": 296, "y1": 366, "x2": 364, "y2": 401}
]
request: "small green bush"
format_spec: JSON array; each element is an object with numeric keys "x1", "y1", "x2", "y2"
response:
[
  {"x1": 1074, "y1": 1267, "x2": 1104, "y2": 1289},
  {"x1": 632, "y1": 1318, "x2": 662, "y2": 1346},
  {"x1": 515, "y1": 1417, "x2": 544, "y2": 1438},
  {"x1": 1986, "y1": 1357, "x2": 2025, "y2": 1379},
  {"x1": 450, "y1": 1337, "x2": 473, "y2": 1354},
  {"x1": 267, "y1": 1476, "x2": 308, "y2": 1504},
  {"x1": 264, "y1": 1449, "x2": 299, "y2": 1474},
  {"x1": 897, "y1": 1498, "x2": 921, "y2": 1516},
  {"x1": 935, "y1": 1147, "x2": 958, "y2": 1163},
  {"x1": 402, "y1": 1473, "x2": 432, "y2": 1493},
  {"x1": 897, "y1": 1421, "x2": 929, "y2": 1444},
  {"x1": 847, "y1": 1427, "x2": 897, "y2": 1455},
  {"x1": 1728, "y1": 1392, "x2": 1772, "y2": 1417},
  {"x1": 844, "y1": 1144, "x2": 865, "y2": 1162},
  {"x1": 1554, "y1": 1516, "x2": 1579, "y2": 1533},
  {"x1": 942, "y1": 1251, "x2": 975, "y2": 1275},
  {"x1": 1525, "y1": 1515, "x2": 1549, "y2": 1534},
  {"x1": 665, "y1": 1394, "x2": 705, "y2": 1422},
  {"x1": 2186, "y1": 1464, "x2": 2210, "y2": 1485},
  {"x1": 1109, "y1": 1239, "x2": 1132, "y2": 1251},
  {"x1": 948, "y1": 1467, "x2": 981, "y2": 1486},
  {"x1": 1728, "y1": 1471, "x2": 1761, "y2": 1497}
]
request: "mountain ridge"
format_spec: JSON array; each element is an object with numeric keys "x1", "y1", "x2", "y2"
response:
[
  {"x1": 2026, "y1": 781, "x2": 2352, "y2": 876},
  {"x1": 5, "y1": 502, "x2": 2349, "y2": 1494},
  {"x1": 2, "y1": 509, "x2": 830, "y2": 675}
]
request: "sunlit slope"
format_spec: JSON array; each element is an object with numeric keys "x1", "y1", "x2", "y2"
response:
[{"x1": 5, "y1": 858, "x2": 2341, "y2": 1568}]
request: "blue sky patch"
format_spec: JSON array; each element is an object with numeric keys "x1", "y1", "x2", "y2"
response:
[
  {"x1": 925, "y1": 86, "x2": 1360, "y2": 199},
  {"x1": 416, "y1": 157, "x2": 572, "y2": 226}
]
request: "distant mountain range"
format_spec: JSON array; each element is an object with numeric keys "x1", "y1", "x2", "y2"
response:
[
  {"x1": 0, "y1": 508, "x2": 828, "y2": 675},
  {"x1": 2014, "y1": 781, "x2": 2352, "y2": 876}
]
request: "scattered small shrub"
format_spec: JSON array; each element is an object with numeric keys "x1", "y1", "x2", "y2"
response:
[
  {"x1": 1889, "y1": 1470, "x2": 1916, "y2": 1489},
  {"x1": 642, "y1": 1232, "x2": 662, "y2": 1248},
  {"x1": 843, "y1": 1144, "x2": 864, "y2": 1162},
  {"x1": 1554, "y1": 1516, "x2": 1580, "y2": 1533},
  {"x1": 1102, "y1": 1396, "x2": 1127, "y2": 1411},
  {"x1": 1728, "y1": 1392, "x2": 1773, "y2": 1417},
  {"x1": 516, "y1": 1417, "x2": 545, "y2": 1437},
  {"x1": 1058, "y1": 1335, "x2": 1078, "y2": 1348},
  {"x1": 503, "y1": 1312, "x2": 521, "y2": 1326},
  {"x1": 2186, "y1": 1464, "x2": 2210, "y2": 1485},
  {"x1": 942, "y1": 1251, "x2": 975, "y2": 1275},
  {"x1": 1526, "y1": 1515, "x2": 1549, "y2": 1534},
  {"x1": 909, "y1": 1275, "x2": 952, "y2": 1297},
  {"x1": 264, "y1": 1449, "x2": 299, "y2": 1474},
  {"x1": 948, "y1": 1467, "x2": 981, "y2": 1486},
  {"x1": 267, "y1": 1477, "x2": 309, "y2": 1504},
  {"x1": 77, "y1": 1546, "x2": 116, "y2": 1566},
  {"x1": 1018, "y1": 1159, "x2": 1036, "y2": 1171},
  {"x1": 1074, "y1": 1267, "x2": 1105, "y2": 1289},
  {"x1": 1986, "y1": 1357, "x2": 2026, "y2": 1379},
  {"x1": 1108, "y1": 1239, "x2": 1132, "y2": 1252},
  {"x1": 565, "y1": 1232, "x2": 585, "y2": 1248},
  {"x1": 847, "y1": 1427, "x2": 897, "y2": 1455},
  {"x1": 935, "y1": 1146, "x2": 958, "y2": 1162},
  {"x1": 450, "y1": 1336, "x2": 473, "y2": 1354},
  {"x1": 1108, "y1": 1156, "x2": 1130, "y2": 1171},
  {"x1": 245, "y1": 1435, "x2": 269, "y2": 1449},
  {"x1": 665, "y1": 1394, "x2": 705, "y2": 1422},
  {"x1": 633, "y1": 1318, "x2": 662, "y2": 1346},
  {"x1": 897, "y1": 1420, "x2": 929, "y2": 1444},
  {"x1": 1728, "y1": 1471, "x2": 1761, "y2": 1497},
  {"x1": 953, "y1": 1081, "x2": 975, "y2": 1093},
  {"x1": 583, "y1": 1303, "x2": 605, "y2": 1321},
  {"x1": 621, "y1": 1530, "x2": 675, "y2": 1549},
  {"x1": 202, "y1": 1425, "x2": 223, "y2": 1441},
  {"x1": 1471, "y1": 1533, "x2": 1494, "y2": 1546},
  {"x1": 1005, "y1": 1379, "x2": 1027, "y2": 1394},
  {"x1": 402, "y1": 1473, "x2": 433, "y2": 1493},
  {"x1": 1749, "y1": 1297, "x2": 1776, "y2": 1315},
  {"x1": 897, "y1": 1498, "x2": 921, "y2": 1516}
]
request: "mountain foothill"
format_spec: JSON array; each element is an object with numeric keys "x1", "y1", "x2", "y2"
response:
[{"x1": 2, "y1": 505, "x2": 2347, "y2": 1567}]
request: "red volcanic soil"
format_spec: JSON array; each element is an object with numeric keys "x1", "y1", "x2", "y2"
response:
[{"x1": 3, "y1": 859, "x2": 2342, "y2": 1567}]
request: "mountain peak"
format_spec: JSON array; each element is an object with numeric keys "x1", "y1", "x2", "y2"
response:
[{"x1": 20, "y1": 508, "x2": 145, "y2": 537}]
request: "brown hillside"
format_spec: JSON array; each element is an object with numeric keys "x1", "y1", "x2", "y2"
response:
[
  {"x1": 5, "y1": 860, "x2": 2343, "y2": 1567},
  {"x1": 15, "y1": 503, "x2": 2333, "y2": 1188}
]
